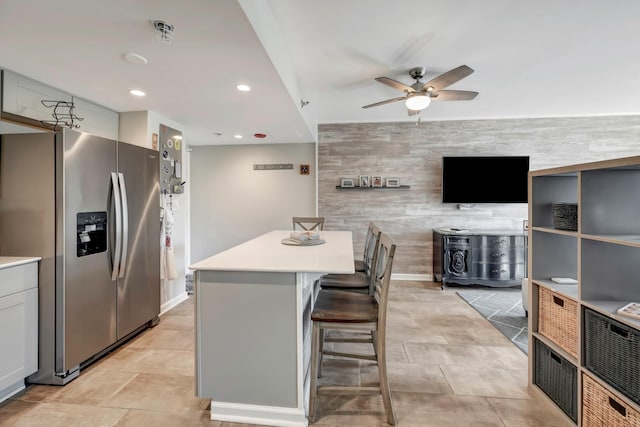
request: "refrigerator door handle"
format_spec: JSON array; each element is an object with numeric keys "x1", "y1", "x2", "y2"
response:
[
  {"x1": 111, "y1": 172, "x2": 122, "y2": 281},
  {"x1": 117, "y1": 172, "x2": 129, "y2": 278}
]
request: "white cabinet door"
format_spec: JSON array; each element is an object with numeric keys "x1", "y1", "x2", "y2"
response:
[
  {"x1": 2, "y1": 69, "x2": 119, "y2": 140},
  {"x1": 0, "y1": 288, "x2": 38, "y2": 392}
]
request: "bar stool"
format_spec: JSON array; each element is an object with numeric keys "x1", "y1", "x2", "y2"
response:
[
  {"x1": 308, "y1": 232, "x2": 397, "y2": 425},
  {"x1": 354, "y1": 222, "x2": 378, "y2": 272},
  {"x1": 292, "y1": 216, "x2": 325, "y2": 231},
  {"x1": 318, "y1": 223, "x2": 381, "y2": 294}
]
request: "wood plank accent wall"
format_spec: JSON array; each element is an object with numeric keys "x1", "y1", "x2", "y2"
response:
[{"x1": 318, "y1": 116, "x2": 640, "y2": 278}]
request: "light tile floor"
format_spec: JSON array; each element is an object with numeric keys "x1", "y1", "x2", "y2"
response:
[{"x1": 0, "y1": 281, "x2": 572, "y2": 426}]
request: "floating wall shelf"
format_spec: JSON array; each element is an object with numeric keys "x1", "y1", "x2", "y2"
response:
[{"x1": 335, "y1": 185, "x2": 410, "y2": 190}]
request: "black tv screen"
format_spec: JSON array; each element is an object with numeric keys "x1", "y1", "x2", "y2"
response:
[{"x1": 442, "y1": 156, "x2": 530, "y2": 203}]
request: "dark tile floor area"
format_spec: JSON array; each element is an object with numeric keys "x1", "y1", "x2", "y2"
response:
[{"x1": 456, "y1": 286, "x2": 529, "y2": 353}]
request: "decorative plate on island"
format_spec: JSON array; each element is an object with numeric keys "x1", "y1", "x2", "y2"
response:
[{"x1": 281, "y1": 238, "x2": 326, "y2": 246}]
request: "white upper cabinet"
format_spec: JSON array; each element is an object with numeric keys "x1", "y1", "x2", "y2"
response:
[{"x1": 1, "y1": 70, "x2": 118, "y2": 140}]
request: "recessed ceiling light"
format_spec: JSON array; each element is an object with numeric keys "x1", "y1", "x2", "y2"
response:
[
  {"x1": 236, "y1": 84, "x2": 251, "y2": 92},
  {"x1": 234, "y1": 134, "x2": 243, "y2": 139},
  {"x1": 129, "y1": 89, "x2": 146, "y2": 97},
  {"x1": 123, "y1": 53, "x2": 148, "y2": 65}
]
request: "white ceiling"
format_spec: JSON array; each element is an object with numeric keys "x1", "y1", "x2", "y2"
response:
[{"x1": 1, "y1": 0, "x2": 639, "y2": 146}]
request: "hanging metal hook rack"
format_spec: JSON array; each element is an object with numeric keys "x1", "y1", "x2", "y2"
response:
[{"x1": 40, "y1": 96, "x2": 84, "y2": 130}]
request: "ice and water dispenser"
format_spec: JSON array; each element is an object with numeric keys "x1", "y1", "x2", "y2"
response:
[{"x1": 77, "y1": 212, "x2": 107, "y2": 257}]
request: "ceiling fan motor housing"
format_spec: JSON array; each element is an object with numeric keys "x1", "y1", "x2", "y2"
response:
[{"x1": 409, "y1": 67, "x2": 426, "y2": 80}]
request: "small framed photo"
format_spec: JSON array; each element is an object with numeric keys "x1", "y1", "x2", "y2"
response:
[
  {"x1": 300, "y1": 164, "x2": 310, "y2": 175},
  {"x1": 372, "y1": 176, "x2": 383, "y2": 187},
  {"x1": 359, "y1": 175, "x2": 370, "y2": 188},
  {"x1": 385, "y1": 178, "x2": 400, "y2": 187},
  {"x1": 340, "y1": 178, "x2": 355, "y2": 187}
]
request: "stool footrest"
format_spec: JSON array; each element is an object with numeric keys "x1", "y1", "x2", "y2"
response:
[
  {"x1": 325, "y1": 337, "x2": 372, "y2": 344},
  {"x1": 322, "y1": 350, "x2": 376, "y2": 361},
  {"x1": 317, "y1": 386, "x2": 380, "y2": 396}
]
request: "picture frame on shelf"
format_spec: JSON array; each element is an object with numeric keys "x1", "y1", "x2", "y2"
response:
[
  {"x1": 359, "y1": 175, "x2": 370, "y2": 188},
  {"x1": 372, "y1": 176, "x2": 383, "y2": 187},
  {"x1": 340, "y1": 178, "x2": 355, "y2": 188},
  {"x1": 385, "y1": 178, "x2": 400, "y2": 187}
]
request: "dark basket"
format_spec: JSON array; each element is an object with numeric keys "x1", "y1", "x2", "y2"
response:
[
  {"x1": 552, "y1": 202, "x2": 578, "y2": 231},
  {"x1": 534, "y1": 337, "x2": 578, "y2": 422},
  {"x1": 584, "y1": 307, "x2": 640, "y2": 405}
]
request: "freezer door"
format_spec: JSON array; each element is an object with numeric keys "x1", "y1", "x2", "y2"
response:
[
  {"x1": 60, "y1": 129, "x2": 117, "y2": 371},
  {"x1": 116, "y1": 142, "x2": 160, "y2": 338}
]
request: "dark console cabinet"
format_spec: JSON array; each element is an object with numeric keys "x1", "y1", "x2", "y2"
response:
[{"x1": 433, "y1": 229, "x2": 527, "y2": 287}]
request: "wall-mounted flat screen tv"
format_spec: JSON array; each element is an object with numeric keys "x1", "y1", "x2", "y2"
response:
[{"x1": 442, "y1": 156, "x2": 530, "y2": 204}]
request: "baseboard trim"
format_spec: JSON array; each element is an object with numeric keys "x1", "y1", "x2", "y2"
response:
[
  {"x1": 160, "y1": 292, "x2": 189, "y2": 315},
  {"x1": 210, "y1": 400, "x2": 307, "y2": 427},
  {"x1": 391, "y1": 273, "x2": 432, "y2": 281}
]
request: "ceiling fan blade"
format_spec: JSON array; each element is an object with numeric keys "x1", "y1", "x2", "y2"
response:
[
  {"x1": 422, "y1": 65, "x2": 474, "y2": 92},
  {"x1": 432, "y1": 90, "x2": 478, "y2": 101},
  {"x1": 375, "y1": 77, "x2": 415, "y2": 93},
  {"x1": 362, "y1": 96, "x2": 406, "y2": 109}
]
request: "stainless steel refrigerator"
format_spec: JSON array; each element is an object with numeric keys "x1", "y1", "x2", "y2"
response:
[{"x1": 0, "y1": 128, "x2": 160, "y2": 385}]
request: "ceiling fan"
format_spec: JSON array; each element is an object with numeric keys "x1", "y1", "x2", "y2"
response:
[{"x1": 362, "y1": 65, "x2": 478, "y2": 115}]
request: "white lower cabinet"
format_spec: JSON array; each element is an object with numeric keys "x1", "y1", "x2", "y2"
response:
[{"x1": 0, "y1": 260, "x2": 39, "y2": 402}]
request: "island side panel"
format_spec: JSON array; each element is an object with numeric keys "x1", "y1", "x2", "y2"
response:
[{"x1": 196, "y1": 270, "x2": 298, "y2": 408}]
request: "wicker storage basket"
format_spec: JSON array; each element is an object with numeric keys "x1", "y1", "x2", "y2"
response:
[
  {"x1": 584, "y1": 308, "x2": 640, "y2": 405},
  {"x1": 538, "y1": 287, "x2": 578, "y2": 358},
  {"x1": 583, "y1": 373, "x2": 640, "y2": 427},
  {"x1": 534, "y1": 337, "x2": 577, "y2": 422},
  {"x1": 552, "y1": 202, "x2": 578, "y2": 231}
]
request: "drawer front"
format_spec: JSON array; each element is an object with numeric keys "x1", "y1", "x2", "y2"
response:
[
  {"x1": 471, "y1": 262, "x2": 526, "y2": 280},
  {"x1": 472, "y1": 235, "x2": 525, "y2": 249},
  {"x1": 0, "y1": 262, "x2": 38, "y2": 298},
  {"x1": 443, "y1": 235, "x2": 471, "y2": 246},
  {"x1": 472, "y1": 247, "x2": 526, "y2": 264}
]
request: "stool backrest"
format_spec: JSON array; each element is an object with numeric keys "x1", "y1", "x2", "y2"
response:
[
  {"x1": 371, "y1": 232, "x2": 396, "y2": 325},
  {"x1": 363, "y1": 223, "x2": 382, "y2": 287},
  {"x1": 292, "y1": 216, "x2": 325, "y2": 231}
]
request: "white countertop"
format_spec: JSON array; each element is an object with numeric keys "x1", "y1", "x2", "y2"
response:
[
  {"x1": 0, "y1": 256, "x2": 41, "y2": 270},
  {"x1": 189, "y1": 230, "x2": 355, "y2": 274}
]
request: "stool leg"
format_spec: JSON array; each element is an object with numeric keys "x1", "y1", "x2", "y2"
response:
[
  {"x1": 318, "y1": 328, "x2": 325, "y2": 377},
  {"x1": 376, "y1": 331, "x2": 396, "y2": 425},
  {"x1": 371, "y1": 330, "x2": 378, "y2": 358},
  {"x1": 308, "y1": 322, "x2": 320, "y2": 423}
]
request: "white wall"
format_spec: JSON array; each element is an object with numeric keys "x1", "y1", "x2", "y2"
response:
[{"x1": 189, "y1": 143, "x2": 316, "y2": 264}]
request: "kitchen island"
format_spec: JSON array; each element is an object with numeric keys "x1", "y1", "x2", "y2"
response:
[{"x1": 190, "y1": 230, "x2": 354, "y2": 427}]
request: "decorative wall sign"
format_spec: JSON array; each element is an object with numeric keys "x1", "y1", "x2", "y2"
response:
[
  {"x1": 386, "y1": 178, "x2": 400, "y2": 187},
  {"x1": 253, "y1": 163, "x2": 294, "y2": 170}
]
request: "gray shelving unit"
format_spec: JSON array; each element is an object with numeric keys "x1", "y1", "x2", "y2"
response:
[{"x1": 528, "y1": 156, "x2": 640, "y2": 426}]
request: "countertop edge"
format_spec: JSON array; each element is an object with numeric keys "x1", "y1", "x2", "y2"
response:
[{"x1": 0, "y1": 257, "x2": 42, "y2": 270}]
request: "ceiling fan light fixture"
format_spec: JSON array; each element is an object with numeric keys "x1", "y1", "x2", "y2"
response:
[{"x1": 405, "y1": 93, "x2": 431, "y2": 110}]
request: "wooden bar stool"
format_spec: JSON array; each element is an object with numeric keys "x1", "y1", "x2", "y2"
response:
[
  {"x1": 292, "y1": 216, "x2": 325, "y2": 231},
  {"x1": 354, "y1": 222, "x2": 378, "y2": 272},
  {"x1": 308, "y1": 232, "x2": 397, "y2": 425},
  {"x1": 318, "y1": 223, "x2": 380, "y2": 294}
]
